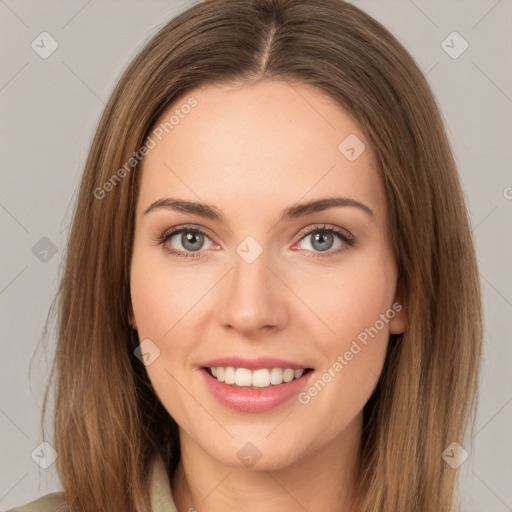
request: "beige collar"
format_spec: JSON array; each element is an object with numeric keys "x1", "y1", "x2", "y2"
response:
[{"x1": 149, "y1": 455, "x2": 179, "y2": 512}]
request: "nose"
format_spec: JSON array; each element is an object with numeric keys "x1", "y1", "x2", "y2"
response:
[{"x1": 218, "y1": 248, "x2": 289, "y2": 335}]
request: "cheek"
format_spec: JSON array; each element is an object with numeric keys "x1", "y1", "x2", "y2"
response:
[
  {"x1": 129, "y1": 247, "x2": 201, "y2": 339},
  {"x1": 129, "y1": 248, "x2": 198, "y2": 417},
  {"x1": 293, "y1": 251, "x2": 397, "y2": 347},
  {"x1": 292, "y1": 250, "x2": 396, "y2": 409}
]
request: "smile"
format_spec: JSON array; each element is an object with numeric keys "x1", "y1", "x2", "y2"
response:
[
  {"x1": 205, "y1": 366, "x2": 313, "y2": 388},
  {"x1": 200, "y1": 366, "x2": 315, "y2": 413}
]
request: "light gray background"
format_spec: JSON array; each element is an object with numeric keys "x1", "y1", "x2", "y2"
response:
[{"x1": 1, "y1": 0, "x2": 511, "y2": 510}]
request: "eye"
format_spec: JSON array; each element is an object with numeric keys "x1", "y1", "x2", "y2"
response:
[
  {"x1": 154, "y1": 225, "x2": 218, "y2": 259},
  {"x1": 293, "y1": 224, "x2": 355, "y2": 258},
  {"x1": 154, "y1": 223, "x2": 355, "y2": 260}
]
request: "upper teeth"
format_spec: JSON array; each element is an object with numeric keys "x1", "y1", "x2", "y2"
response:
[{"x1": 210, "y1": 367, "x2": 306, "y2": 388}]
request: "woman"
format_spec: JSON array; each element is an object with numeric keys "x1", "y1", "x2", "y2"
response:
[{"x1": 9, "y1": 0, "x2": 482, "y2": 511}]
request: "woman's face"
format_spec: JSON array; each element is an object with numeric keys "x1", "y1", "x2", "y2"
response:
[{"x1": 129, "y1": 80, "x2": 405, "y2": 469}]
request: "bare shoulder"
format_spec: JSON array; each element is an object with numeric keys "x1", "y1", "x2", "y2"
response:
[{"x1": 7, "y1": 493, "x2": 66, "y2": 512}]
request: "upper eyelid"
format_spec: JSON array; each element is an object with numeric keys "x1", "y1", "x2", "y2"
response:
[
  {"x1": 162, "y1": 223, "x2": 212, "y2": 237},
  {"x1": 296, "y1": 224, "x2": 353, "y2": 240}
]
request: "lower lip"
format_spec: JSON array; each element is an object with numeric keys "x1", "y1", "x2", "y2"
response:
[{"x1": 200, "y1": 368, "x2": 314, "y2": 413}]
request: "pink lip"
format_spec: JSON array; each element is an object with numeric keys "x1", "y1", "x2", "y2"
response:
[
  {"x1": 201, "y1": 356, "x2": 312, "y2": 371},
  {"x1": 200, "y1": 368, "x2": 315, "y2": 413}
]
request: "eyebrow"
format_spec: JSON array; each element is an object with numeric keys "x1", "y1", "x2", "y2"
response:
[{"x1": 143, "y1": 196, "x2": 374, "y2": 221}]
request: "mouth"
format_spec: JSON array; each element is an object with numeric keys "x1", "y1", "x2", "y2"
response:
[{"x1": 202, "y1": 366, "x2": 314, "y2": 389}]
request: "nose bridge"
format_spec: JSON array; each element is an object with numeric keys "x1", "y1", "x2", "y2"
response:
[{"x1": 218, "y1": 240, "x2": 287, "y2": 333}]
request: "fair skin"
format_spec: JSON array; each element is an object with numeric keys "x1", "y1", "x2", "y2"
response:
[{"x1": 129, "y1": 80, "x2": 406, "y2": 512}]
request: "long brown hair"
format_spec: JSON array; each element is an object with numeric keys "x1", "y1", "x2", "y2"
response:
[{"x1": 42, "y1": 0, "x2": 482, "y2": 510}]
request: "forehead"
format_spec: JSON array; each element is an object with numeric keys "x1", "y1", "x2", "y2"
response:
[{"x1": 138, "y1": 80, "x2": 386, "y2": 222}]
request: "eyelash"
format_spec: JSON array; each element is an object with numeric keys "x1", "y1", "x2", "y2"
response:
[{"x1": 154, "y1": 223, "x2": 355, "y2": 260}]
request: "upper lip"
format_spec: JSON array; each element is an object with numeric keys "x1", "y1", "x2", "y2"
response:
[{"x1": 201, "y1": 356, "x2": 313, "y2": 371}]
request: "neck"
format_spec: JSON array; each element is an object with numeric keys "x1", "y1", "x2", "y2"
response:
[{"x1": 171, "y1": 413, "x2": 362, "y2": 512}]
